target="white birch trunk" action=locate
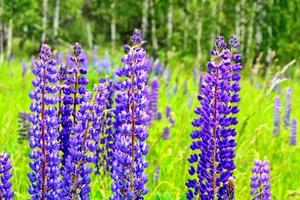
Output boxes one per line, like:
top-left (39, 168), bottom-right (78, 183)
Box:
top-left (183, 1), bottom-right (189, 50)
top-left (6, 18), bottom-right (12, 60)
top-left (42, 0), bottom-right (48, 42)
top-left (196, 19), bottom-right (202, 64)
top-left (111, 1), bottom-right (116, 50)
top-left (150, 0), bottom-right (158, 50)
top-left (142, 0), bottom-right (149, 35)
top-left (0, 0), bottom-right (3, 60)
top-left (53, 0), bottom-right (60, 38)
top-left (246, 2), bottom-right (255, 58)
top-left (86, 20), bottom-right (93, 49)
top-left (167, 0), bottom-right (173, 49)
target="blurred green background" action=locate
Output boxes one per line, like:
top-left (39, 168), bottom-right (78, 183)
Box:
top-left (0, 0), bottom-right (299, 66)
top-left (1, 0), bottom-right (300, 199)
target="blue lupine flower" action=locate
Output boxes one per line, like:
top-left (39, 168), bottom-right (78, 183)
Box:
top-left (60, 43), bottom-right (93, 200)
top-left (94, 78), bottom-right (115, 174)
top-left (110, 29), bottom-right (150, 199)
top-left (273, 96), bottom-right (281, 136)
top-left (162, 127), bottom-right (170, 140)
top-left (28, 44), bottom-right (61, 199)
top-left (283, 87), bottom-right (291, 129)
top-left (150, 77), bottom-right (159, 120)
top-left (250, 159), bottom-right (271, 200)
top-left (0, 152), bottom-right (14, 200)
top-left (290, 118), bottom-right (297, 145)
top-left (186, 35), bottom-right (242, 199)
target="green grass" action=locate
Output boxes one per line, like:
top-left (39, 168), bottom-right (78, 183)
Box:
top-left (0, 58), bottom-right (300, 200)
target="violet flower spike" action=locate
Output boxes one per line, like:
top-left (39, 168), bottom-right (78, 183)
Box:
top-left (290, 118), bottom-right (297, 145)
top-left (150, 77), bottom-right (159, 120)
top-left (60, 43), bottom-right (92, 200)
top-left (186, 35), bottom-right (242, 199)
top-left (283, 87), bottom-right (291, 129)
top-left (250, 159), bottom-right (271, 200)
top-left (0, 152), bottom-right (14, 200)
top-left (28, 44), bottom-right (61, 199)
top-left (110, 29), bottom-right (150, 199)
top-left (273, 96), bottom-right (281, 136)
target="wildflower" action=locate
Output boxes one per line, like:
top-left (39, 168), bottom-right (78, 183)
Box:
top-left (250, 159), bottom-right (271, 200)
top-left (273, 96), bottom-right (281, 136)
top-left (110, 29), bottom-right (150, 199)
top-left (186, 35), bottom-right (242, 199)
top-left (28, 44), bottom-right (61, 199)
top-left (0, 152), bottom-right (14, 200)
top-left (290, 118), bottom-right (297, 145)
top-left (283, 87), bottom-right (291, 129)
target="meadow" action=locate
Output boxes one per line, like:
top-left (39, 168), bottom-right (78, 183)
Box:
top-left (0, 42), bottom-right (299, 199)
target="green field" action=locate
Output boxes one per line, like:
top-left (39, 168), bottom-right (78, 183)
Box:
top-left (0, 57), bottom-right (299, 199)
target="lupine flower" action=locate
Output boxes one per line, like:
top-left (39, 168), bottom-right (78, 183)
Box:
top-left (250, 159), bottom-right (271, 200)
top-left (0, 152), bottom-right (14, 200)
top-left (290, 118), bottom-right (297, 145)
top-left (156, 111), bottom-right (162, 120)
top-left (92, 46), bottom-right (99, 69)
top-left (21, 59), bottom-right (28, 77)
top-left (164, 68), bottom-right (172, 84)
top-left (283, 87), bottom-right (291, 129)
top-left (153, 59), bottom-right (165, 76)
top-left (56, 51), bottom-right (63, 65)
top-left (193, 66), bottom-right (199, 83)
top-left (166, 106), bottom-right (175, 125)
top-left (154, 164), bottom-right (160, 184)
top-left (110, 29), bottom-right (150, 199)
top-left (95, 78), bottom-right (115, 175)
top-left (17, 112), bottom-right (31, 143)
top-left (173, 77), bottom-right (178, 94)
top-left (60, 43), bottom-right (88, 164)
top-left (162, 127), bottom-right (170, 140)
top-left (145, 57), bottom-right (154, 76)
top-left (186, 35), bottom-right (242, 199)
top-left (183, 79), bottom-right (188, 95)
top-left (150, 77), bottom-right (159, 120)
top-left (60, 43), bottom-right (93, 199)
top-left (273, 96), bottom-right (281, 136)
top-left (31, 55), bottom-right (35, 69)
top-left (28, 44), bottom-right (61, 199)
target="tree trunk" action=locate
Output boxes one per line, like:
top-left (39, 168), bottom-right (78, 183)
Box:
top-left (6, 18), bottom-right (12, 60)
top-left (0, 0), bottom-right (3, 60)
top-left (196, 17), bottom-right (202, 65)
top-left (150, 0), bottom-right (158, 51)
top-left (142, 0), bottom-right (149, 36)
top-left (53, 0), bottom-right (60, 38)
top-left (167, 0), bottom-right (173, 49)
top-left (183, 1), bottom-right (189, 50)
top-left (246, 2), bottom-right (255, 59)
top-left (42, 0), bottom-right (48, 42)
top-left (111, 0), bottom-right (116, 50)
top-left (86, 20), bottom-right (93, 49)
top-left (240, 0), bottom-right (246, 52)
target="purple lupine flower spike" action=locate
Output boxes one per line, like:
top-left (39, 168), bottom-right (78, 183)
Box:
top-left (94, 78), bottom-right (115, 175)
top-left (0, 152), bottom-right (14, 200)
top-left (166, 106), bottom-right (175, 125)
top-left (290, 118), bottom-right (297, 145)
top-left (273, 96), bottom-right (281, 136)
top-left (156, 111), bottom-right (162, 120)
top-left (60, 43), bottom-right (93, 199)
top-left (186, 35), bottom-right (242, 199)
top-left (250, 159), bottom-right (271, 200)
top-left (193, 66), bottom-right (199, 83)
top-left (183, 79), bottom-right (188, 95)
top-left (28, 44), bottom-right (61, 199)
top-left (150, 77), bottom-right (159, 120)
top-left (110, 29), bottom-right (150, 199)
top-left (17, 112), bottom-right (31, 143)
top-left (283, 87), bottom-right (291, 129)
top-left (21, 59), bottom-right (28, 77)
top-left (162, 127), bottom-right (170, 140)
